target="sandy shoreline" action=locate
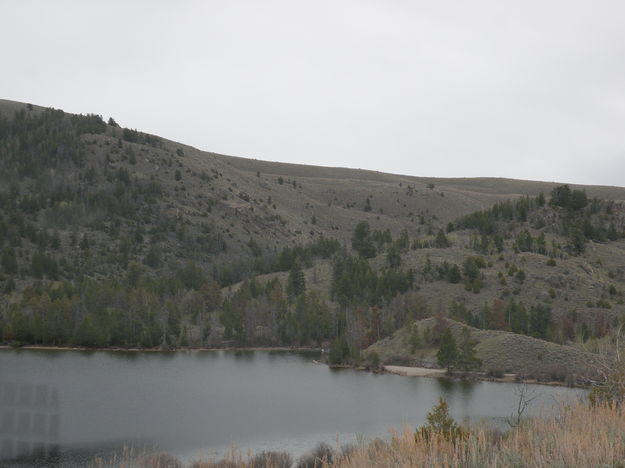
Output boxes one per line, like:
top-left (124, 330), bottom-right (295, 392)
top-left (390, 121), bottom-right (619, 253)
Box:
top-left (381, 365), bottom-right (574, 388)
top-left (383, 365), bottom-right (448, 377)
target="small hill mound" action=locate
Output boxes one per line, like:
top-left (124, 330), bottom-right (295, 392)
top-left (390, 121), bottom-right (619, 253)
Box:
top-left (366, 317), bottom-right (600, 381)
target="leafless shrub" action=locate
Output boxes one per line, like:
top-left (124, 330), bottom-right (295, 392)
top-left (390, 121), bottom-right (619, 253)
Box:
top-left (506, 382), bottom-right (540, 428)
top-left (296, 442), bottom-right (334, 468)
top-left (249, 451), bottom-right (293, 468)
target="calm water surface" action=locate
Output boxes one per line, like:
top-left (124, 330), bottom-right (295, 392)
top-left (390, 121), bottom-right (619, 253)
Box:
top-left (0, 349), bottom-right (585, 466)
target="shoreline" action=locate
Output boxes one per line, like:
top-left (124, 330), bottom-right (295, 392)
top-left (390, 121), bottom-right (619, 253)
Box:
top-left (382, 364), bottom-right (584, 388)
top-left (0, 344), bottom-right (584, 389)
top-left (0, 344), bottom-right (322, 353)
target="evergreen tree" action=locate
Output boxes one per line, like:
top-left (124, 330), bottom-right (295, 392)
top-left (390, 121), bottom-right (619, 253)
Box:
top-left (351, 221), bottom-right (376, 258)
top-left (144, 244), bottom-right (161, 268)
top-left (456, 327), bottom-right (481, 371)
top-left (416, 397), bottom-right (465, 441)
top-left (447, 264), bottom-right (461, 284)
top-left (529, 304), bottom-right (552, 340)
top-left (507, 300), bottom-right (528, 334)
top-left (537, 192), bottom-right (545, 207)
top-left (1, 248), bottom-right (18, 274)
top-left (434, 229), bottom-right (451, 248)
top-left (287, 259), bottom-right (306, 298)
top-left (328, 337), bottom-right (349, 365)
top-left (409, 325), bottom-right (422, 353)
top-left (73, 313), bottom-right (105, 347)
top-left (437, 327), bottom-right (458, 373)
top-left (364, 197), bottom-right (372, 212)
top-left (386, 244), bottom-right (401, 268)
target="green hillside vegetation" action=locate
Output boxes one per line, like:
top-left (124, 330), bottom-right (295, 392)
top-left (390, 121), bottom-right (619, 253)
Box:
top-left (1, 100), bottom-right (625, 383)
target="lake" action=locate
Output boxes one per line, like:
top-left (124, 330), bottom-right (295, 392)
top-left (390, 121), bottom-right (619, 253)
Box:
top-left (0, 349), bottom-right (585, 467)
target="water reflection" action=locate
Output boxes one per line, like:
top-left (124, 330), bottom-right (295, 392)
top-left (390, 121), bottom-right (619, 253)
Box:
top-left (0, 349), bottom-right (585, 467)
top-left (192, 350), bottom-right (220, 361)
top-left (231, 350), bottom-right (256, 361)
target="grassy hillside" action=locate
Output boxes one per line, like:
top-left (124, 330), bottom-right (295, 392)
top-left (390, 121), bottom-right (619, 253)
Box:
top-left (366, 317), bottom-right (600, 382)
top-left (1, 99), bottom-right (624, 369)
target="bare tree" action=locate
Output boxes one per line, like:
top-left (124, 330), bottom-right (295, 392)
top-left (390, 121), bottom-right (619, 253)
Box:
top-left (589, 323), bottom-right (625, 405)
top-left (507, 381), bottom-right (540, 428)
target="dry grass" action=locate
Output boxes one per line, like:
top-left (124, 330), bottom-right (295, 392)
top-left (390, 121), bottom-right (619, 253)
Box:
top-left (99, 403), bottom-right (625, 468)
top-left (331, 402), bottom-right (625, 468)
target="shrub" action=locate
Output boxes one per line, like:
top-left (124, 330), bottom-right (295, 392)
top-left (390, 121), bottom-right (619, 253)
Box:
top-left (297, 443), bottom-right (335, 468)
top-left (416, 397), bottom-right (467, 442)
top-left (249, 451), bottom-right (293, 468)
top-left (367, 351), bottom-right (380, 370)
top-left (486, 368), bottom-right (504, 378)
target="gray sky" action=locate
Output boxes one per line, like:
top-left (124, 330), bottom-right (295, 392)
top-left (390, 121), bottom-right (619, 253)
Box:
top-left (2, 1), bottom-right (625, 186)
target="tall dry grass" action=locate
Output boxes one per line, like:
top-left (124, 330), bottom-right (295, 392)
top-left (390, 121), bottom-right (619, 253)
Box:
top-left (333, 402), bottom-right (625, 468)
top-left (92, 403), bottom-right (625, 468)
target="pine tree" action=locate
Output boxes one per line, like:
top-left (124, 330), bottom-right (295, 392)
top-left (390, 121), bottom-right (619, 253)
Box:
top-left (287, 259), bottom-right (306, 298)
top-left (352, 221), bottom-right (376, 258)
top-left (529, 304), bottom-right (552, 340)
top-left (386, 244), bottom-right (401, 268)
top-left (437, 327), bottom-right (458, 373)
top-left (447, 264), bottom-right (461, 283)
top-left (507, 300), bottom-right (528, 334)
top-left (364, 197), bottom-right (372, 212)
top-left (1, 248), bottom-right (18, 274)
top-left (416, 397), bottom-right (465, 441)
top-left (409, 325), bottom-right (422, 353)
top-left (329, 338), bottom-right (347, 365)
top-left (456, 327), bottom-right (481, 371)
top-left (434, 229), bottom-right (451, 248)
top-left (73, 313), bottom-right (105, 347)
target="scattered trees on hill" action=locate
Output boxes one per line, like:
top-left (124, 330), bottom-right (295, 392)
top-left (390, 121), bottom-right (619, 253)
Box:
top-left (456, 186), bottom-right (624, 257)
top-left (550, 185), bottom-right (588, 211)
top-left (331, 252), bottom-right (413, 307)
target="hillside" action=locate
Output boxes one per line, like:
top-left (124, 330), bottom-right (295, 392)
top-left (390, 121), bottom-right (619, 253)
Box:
top-left (0, 99), bottom-right (624, 375)
top-left (366, 317), bottom-right (600, 382)
top-left (1, 98), bottom-right (624, 287)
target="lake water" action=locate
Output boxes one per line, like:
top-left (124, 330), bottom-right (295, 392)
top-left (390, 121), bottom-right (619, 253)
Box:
top-left (0, 349), bottom-right (585, 467)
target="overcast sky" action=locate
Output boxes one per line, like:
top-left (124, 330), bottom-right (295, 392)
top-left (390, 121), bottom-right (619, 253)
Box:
top-left (2, 1), bottom-right (625, 186)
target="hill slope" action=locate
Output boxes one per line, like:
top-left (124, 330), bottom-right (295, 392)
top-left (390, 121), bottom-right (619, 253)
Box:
top-left (0, 99), bottom-right (623, 372)
top-left (366, 317), bottom-right (600, 381)
top-left (2, 98), bottom-right (624, 286)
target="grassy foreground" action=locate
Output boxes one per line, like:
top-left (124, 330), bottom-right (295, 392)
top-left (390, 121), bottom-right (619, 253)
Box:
top-left (328, 403), bottom-right (625, 468)
top-left (100, 402), bottom-right (625, 468)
